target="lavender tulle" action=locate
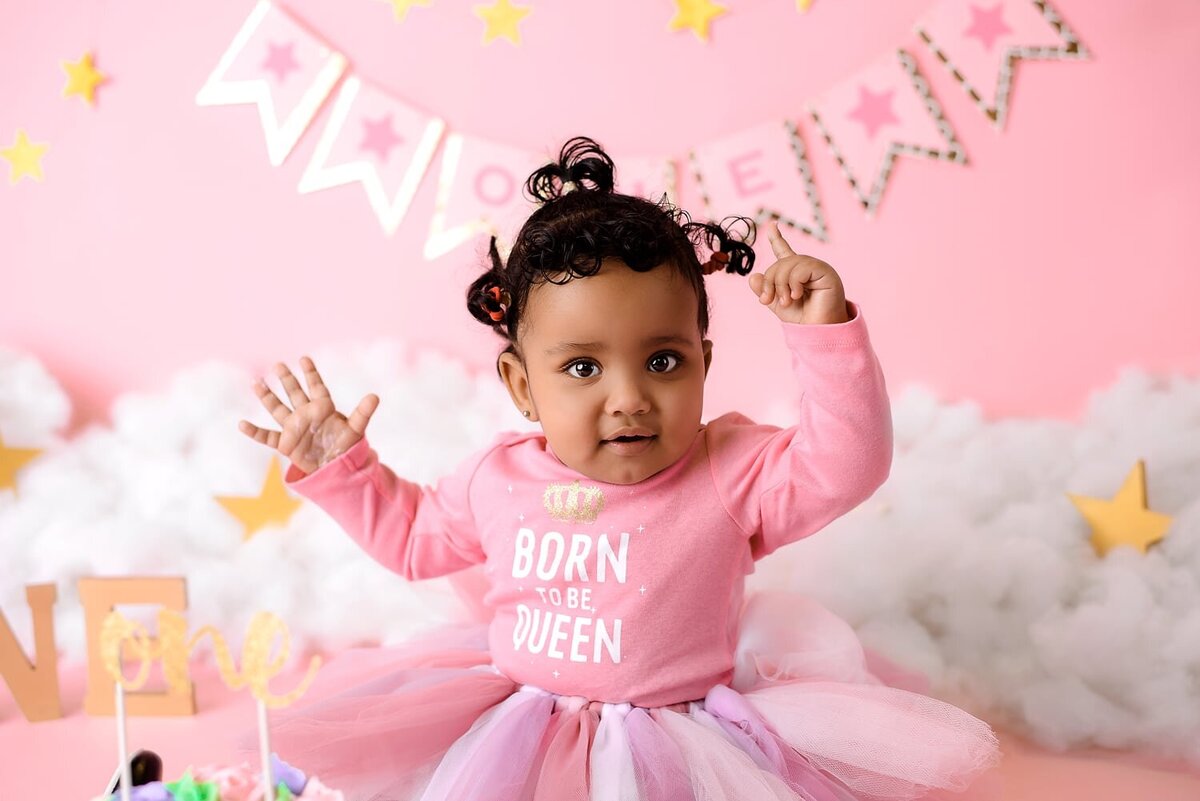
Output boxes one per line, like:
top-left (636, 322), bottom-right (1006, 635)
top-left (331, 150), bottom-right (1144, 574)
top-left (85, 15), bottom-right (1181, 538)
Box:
top-left (255, 594), bottom-right (1001, 801)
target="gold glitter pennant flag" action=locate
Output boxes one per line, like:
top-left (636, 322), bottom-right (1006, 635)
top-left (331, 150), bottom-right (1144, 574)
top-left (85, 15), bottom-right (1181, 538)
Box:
top-left (915, 0), bottom-right (1089, 129)
top-left (808, 49), bottom-right (965, 217)
top-left (690, 120), bottom-right (827, 242)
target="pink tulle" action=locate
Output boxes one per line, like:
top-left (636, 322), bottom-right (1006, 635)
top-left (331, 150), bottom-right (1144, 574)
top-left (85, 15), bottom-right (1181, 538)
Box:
top-left (625, 707), bottom-right (696, 801)
top-left (245, 593), bottom-right (1000, 801)
top-left (533, 698), bottom-right (597, 801)
top-left (417, 690), bottom-right (554, 801)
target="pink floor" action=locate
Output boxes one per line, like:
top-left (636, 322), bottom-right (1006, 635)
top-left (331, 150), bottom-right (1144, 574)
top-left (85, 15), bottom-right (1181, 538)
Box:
top-left (3, 658), bottom-right (1199, 800)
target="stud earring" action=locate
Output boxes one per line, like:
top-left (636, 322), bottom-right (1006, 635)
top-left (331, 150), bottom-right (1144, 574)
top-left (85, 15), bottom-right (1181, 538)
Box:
top-left (522, 410), bottom-right (531, 418)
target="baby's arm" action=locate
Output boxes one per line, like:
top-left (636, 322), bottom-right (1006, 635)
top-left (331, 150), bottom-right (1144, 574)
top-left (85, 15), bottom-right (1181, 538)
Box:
top-left (284, 439), bottom-right (490, 581)
top-left (238, 356), bottom-right (487, 580)
top-left (708, 303), bottom-right (892, 559)
top-left (712, 222), bottom-right (892, 558)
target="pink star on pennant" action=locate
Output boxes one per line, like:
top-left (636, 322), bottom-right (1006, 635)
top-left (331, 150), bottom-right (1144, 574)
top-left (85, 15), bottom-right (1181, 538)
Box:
top-left (359, 115), bottom-right (404, 163)
top-left (262, 41), bottom-right (300, 83)
top-left (847, 86), bottom-right (900, 139)
top-left (963, 3), bottom-right (1013, 51)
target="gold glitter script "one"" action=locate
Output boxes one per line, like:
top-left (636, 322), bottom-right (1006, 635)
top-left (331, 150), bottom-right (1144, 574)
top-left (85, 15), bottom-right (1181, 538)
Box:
top-left (543, 480), bottom-right (605, 524)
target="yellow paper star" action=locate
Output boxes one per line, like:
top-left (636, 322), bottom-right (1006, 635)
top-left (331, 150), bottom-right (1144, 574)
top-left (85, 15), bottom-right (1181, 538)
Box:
top-left (796, 0), bottom-right (814, 11)
top-left (1068, 460), bottom-right (1173, 557)
top-left (380, 0), bottom-right (432, 23)
top-left (473, 0), bottom-right (531, 45)
top-left (1, 130), bottom-right (49, 184)
top-left (62, 51), bottom-right (106, 105)
top-left (216, 457), bottom-right (304, 540)
top-left (0, 434), bottom-right (43, 492)
top-left (668, 0), bottom-right (728, 42)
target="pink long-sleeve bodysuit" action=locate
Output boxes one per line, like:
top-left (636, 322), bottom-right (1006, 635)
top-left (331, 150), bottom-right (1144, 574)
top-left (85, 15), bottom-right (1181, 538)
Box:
top-left (286, 302), bottom-right (892, 708)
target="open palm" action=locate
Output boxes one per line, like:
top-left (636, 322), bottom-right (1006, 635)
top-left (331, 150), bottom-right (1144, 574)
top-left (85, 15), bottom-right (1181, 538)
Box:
top-left (238, 356), bottom-right (379, 475)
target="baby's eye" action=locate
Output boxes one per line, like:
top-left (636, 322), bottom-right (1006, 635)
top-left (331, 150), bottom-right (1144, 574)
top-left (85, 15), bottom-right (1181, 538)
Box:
top-left (564, 359), bottom-right (601, 379)
top-left (647, 352), bottom-right (681, 373)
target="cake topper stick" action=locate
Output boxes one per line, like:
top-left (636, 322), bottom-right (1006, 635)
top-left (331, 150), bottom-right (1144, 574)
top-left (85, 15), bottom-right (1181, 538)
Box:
top-left (99, 612), bottom-right (155, 801)
top-left (258, 699), bottom-right (274, 800)
top-left (116, 682), bottom-right (132, 801)
top-left (193, 611), bottom-right (321, 801)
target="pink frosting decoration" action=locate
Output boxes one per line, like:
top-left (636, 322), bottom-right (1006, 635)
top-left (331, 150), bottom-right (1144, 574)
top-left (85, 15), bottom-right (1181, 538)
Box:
top-left (189, 763), bottom-right (262, 801)
top-left (296, 777), bottom-right (344, 801)
top-left (187, 763), bottom-right (340, 801)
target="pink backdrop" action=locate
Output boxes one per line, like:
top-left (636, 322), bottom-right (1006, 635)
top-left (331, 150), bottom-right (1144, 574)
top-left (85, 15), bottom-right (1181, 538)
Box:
top-left (2, 0), bottom-right (1198, 434)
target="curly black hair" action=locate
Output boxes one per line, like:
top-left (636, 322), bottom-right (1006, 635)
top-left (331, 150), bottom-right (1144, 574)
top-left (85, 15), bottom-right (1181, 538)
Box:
top-left (466, 136), bottom-right (756, 358)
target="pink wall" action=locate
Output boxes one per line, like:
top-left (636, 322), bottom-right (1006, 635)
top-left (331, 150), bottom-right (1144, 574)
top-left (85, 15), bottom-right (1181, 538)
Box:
top-left (3, 0), bottom-right (1198, 434)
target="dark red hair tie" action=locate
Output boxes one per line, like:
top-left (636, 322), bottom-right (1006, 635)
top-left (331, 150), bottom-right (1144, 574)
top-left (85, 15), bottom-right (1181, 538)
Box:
top-left (480, 283), bottom-right (512, 322)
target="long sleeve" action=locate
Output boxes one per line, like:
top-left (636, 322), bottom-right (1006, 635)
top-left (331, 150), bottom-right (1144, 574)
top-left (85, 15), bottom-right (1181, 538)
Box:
top-left (284, 436), bottom-right (499, 581)
top-left (707, 301), bottom-right (893, 560)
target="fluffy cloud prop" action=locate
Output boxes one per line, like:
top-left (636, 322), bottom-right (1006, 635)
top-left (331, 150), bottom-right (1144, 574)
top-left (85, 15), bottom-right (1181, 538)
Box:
top-left (0, 346), bottom-right (1196, 763)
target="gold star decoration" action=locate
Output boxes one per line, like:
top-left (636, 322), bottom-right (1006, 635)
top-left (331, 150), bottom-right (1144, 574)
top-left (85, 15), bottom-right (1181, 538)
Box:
top-left (61, 52), bottom-right (107, 106)
top-left (668, 0), bottom-right (728, 42)
top-left (0, 433), bottom-right (43, 492)
top-left (380, 0), bottom-right (432, 23)
top-left (796, 0), bottom-right (814, 11)
top-left (1, 130), bottom-right (49, 184)
top-left (473, 0), bottom-right (531, 45)
top-left (215, 457), bottom-right (304, 540)
top-left (1068, 460), bottom-right (1173, 557)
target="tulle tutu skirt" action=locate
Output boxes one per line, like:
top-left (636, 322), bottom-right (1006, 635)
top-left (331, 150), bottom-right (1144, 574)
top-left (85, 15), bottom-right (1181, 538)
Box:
top-left (258, 593), bottom-right (1001, 801)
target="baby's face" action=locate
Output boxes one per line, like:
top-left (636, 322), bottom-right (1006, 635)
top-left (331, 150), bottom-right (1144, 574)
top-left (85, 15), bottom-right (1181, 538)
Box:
top-left (502, 260), bottom-right (711, 485)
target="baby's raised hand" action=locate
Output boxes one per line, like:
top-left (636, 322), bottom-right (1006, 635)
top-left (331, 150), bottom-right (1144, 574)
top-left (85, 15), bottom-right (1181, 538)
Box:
top-left (238, 356), bottom-right (380, 475)
top-left (748, 220), bottom-right (850, 325)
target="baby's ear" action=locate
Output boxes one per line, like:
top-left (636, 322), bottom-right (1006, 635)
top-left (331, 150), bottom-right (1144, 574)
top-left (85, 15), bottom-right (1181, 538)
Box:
top-left (702, 339), bottom-right (714, 377)
top-left (497, 351), bottom-right (537, 421)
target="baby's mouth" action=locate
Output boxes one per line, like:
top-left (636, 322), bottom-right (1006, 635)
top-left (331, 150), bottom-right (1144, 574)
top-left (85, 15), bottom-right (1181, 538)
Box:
top-left (601, 432), bottom-right (658, 454)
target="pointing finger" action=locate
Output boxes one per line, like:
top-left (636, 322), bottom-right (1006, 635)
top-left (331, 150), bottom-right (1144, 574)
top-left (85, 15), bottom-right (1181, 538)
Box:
top-left (766, 219), bottom-right (796, 260)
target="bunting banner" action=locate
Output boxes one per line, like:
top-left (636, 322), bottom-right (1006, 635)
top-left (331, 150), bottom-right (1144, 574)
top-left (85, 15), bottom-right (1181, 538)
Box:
top-left (196, 0), bottom-right (347, 166)
top-left (808, 49), bottom-right (965, 217)
top-left (689, 120), bottom-right (827, 241)
top-left (198, 0), bottom-right (1087, 248)
top-left (613, 155), bottom-right (679, 205)
top-left (424, 132), bottom-right (544, 260)
top-left (915, 0), bottom-right (1089, 129)
top-left (297, 75), bottom-right (445, 235)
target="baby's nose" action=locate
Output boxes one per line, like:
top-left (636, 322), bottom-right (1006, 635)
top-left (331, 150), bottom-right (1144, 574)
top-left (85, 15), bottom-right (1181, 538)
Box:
top-left (605, 374), bottom-right (651, 416)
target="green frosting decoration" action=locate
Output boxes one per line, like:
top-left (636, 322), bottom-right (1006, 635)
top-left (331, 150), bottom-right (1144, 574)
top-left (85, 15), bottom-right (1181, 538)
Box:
top-left (165, 772), bottom-right (218, 801)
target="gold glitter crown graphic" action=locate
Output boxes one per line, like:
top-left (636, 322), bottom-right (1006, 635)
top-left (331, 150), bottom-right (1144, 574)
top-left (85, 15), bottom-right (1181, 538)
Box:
top-left (542, 480), bottom-right (605, 524)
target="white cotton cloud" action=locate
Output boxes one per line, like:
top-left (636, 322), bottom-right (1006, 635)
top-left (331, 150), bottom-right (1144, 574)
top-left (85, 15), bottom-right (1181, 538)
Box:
top-left (756, 371), bottom-right (1200, 764)
top-left (0, 345), bottom-right (1197, 765)
top-left (0, 342), bottom-right (536, 665)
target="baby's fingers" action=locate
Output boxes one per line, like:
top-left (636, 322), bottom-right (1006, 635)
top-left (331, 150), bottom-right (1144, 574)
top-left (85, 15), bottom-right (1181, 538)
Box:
top-left (254, 377), bottom-right (292, 426)
top-left (750, 270), bottom-right (776, 305)
top-left (766, 219), bottom-right (797, 260)
top-left (788, 265), bottom-right (809, 300)
top-left (346, 394), bottom-right (380, 436)
top-left (238, 420), bottom-right (281, 450)
top-left (300, 356), bottom-right (331, 400)
top-left (774, 267), bottom-right (795, 307)
top-left (275, 362), bottom-right (311, 409)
